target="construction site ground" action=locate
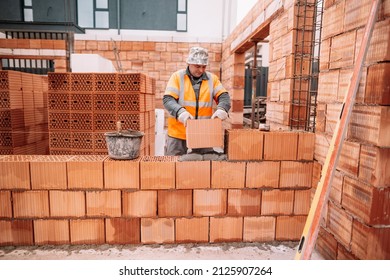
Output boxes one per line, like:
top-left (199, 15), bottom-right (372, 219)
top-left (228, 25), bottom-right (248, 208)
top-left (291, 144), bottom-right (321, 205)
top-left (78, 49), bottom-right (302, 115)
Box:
top-left (0, 241), bottom-right (323, 260)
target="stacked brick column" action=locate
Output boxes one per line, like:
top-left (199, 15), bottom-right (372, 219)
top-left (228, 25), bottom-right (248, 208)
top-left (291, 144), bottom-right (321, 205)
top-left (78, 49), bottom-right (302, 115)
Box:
top-left (48, 72), bottom-right (156, 155)
top-left (266, 0), bottom-right (315, 129)
top-left (314, 0), bottom-right (390, 259)
top-left (0, 70), bottom-right (49, 155)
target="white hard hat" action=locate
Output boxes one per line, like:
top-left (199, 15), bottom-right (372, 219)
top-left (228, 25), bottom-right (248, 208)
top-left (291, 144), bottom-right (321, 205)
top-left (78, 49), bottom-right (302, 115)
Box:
top-left (186, 46), bottom-right (209, 65)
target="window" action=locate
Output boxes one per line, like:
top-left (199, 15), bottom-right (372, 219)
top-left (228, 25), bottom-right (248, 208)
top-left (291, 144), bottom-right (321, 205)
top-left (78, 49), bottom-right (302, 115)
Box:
top-left (95, 0), bottom-right (109, 28)
top-left (23, 0), bottom-right (33, 22)
top-left (177, 0), bottom-right (187, 31)
top-left (77, 0), bottom-right (109, 29)
top-left (77, 0), bottom-right (94, 28)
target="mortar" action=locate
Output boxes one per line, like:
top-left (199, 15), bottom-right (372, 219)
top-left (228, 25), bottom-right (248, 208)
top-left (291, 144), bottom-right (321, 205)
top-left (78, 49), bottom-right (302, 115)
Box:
top-left (105, 121), bottom-right (144, 160)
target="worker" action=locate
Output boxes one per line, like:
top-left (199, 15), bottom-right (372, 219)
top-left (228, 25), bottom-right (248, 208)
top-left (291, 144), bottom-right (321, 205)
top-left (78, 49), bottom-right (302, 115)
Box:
top-left (163, 46), bottom-right (231, 156)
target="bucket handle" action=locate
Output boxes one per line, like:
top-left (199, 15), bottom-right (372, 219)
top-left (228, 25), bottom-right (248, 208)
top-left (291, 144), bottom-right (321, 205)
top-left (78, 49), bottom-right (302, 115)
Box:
top-left (116, 121), bottom-right (122, 134)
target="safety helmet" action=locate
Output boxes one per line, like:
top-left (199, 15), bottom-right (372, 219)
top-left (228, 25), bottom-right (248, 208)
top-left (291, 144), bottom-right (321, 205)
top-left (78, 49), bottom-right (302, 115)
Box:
top-left (186, 46), bottom-right (209, 65)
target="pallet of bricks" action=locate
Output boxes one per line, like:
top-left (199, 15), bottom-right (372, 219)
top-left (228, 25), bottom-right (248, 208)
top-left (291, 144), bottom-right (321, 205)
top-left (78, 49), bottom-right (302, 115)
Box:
top-left (0, 70), bottom-right (49, 155)
top-left (48, 72), bottom-right (156, 156)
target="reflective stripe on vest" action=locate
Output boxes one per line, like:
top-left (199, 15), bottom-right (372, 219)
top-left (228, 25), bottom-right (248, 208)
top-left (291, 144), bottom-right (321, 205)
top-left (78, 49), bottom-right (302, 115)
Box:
top-left (178, 70), bottom-right (214, 108)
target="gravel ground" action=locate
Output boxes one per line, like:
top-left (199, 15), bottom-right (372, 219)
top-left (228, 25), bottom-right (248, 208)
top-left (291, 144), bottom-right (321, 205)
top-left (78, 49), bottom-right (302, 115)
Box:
top-left (0, 241), bottom-right (324, 260)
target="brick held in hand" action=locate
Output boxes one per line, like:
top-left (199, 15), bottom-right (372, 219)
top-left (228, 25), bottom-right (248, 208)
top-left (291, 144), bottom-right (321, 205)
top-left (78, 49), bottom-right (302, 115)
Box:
top-left (186, 118), bottom-right (224, 149)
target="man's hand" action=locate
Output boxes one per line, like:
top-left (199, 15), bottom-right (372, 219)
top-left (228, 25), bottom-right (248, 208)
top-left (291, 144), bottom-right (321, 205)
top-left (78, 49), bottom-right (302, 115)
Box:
top-left (211, 109), bottom-right (228, 120)
top-left (178, 110), bottom-right (193, 126)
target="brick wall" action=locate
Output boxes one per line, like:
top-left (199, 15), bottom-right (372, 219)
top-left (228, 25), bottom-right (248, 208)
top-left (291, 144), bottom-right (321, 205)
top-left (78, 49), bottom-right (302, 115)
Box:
top-left (0, 38), bottom-right (67, 70)
top-left (0, 130), bottom-right (314, 246)
top-left (73, 41), bottom-right (223, 103)
top-left (314, 0), bottom-right (390, 260)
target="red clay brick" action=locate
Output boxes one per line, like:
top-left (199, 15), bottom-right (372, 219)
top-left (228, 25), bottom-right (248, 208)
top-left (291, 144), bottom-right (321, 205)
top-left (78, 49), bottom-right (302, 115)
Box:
top-left (330, 31), bottom-right (356, 69)
top-left (338, 140), bottom-right (360, 177)
top-left (176, 217), bottom-right (209, 243)
top-left (13, 190), bottom-right (49, 218)
top-left (315, 134), bottom-right (331, 165)
top-left (50, 190), bottom-right (85, 217)
top-left (261, 189), bottom-right (294, 215)
top-left (365, 63), bottom-right (390, 105)
top-left (29, 39), bottom-right (42, 49)
top-left (30, 156), bottom-right (71, 190)
top-left (104, 158), bottom-right (140, 189)
top-left (297, 132), bottom-right (315, 160)
top-left (227, 189), bottom-right (261, 216)
top-left (337, 244), bottom-right (358, 260)
top-left (263, 132), bottom-right (298, 160)
top-left (312, 161), bottom-right (322, 190)
top-left (348, 105), bottom-right (390, 147)
top-left (140, 156), bottom-right (176, 189)
top-left (243, 216), bottom-right (276, 242)
top-left (0, 220), bottom-right (33, 246)
top-left (359, 145), bottom-right (390, 188)
top-left (0, 158), bottom-right (30, 190)
top-left (67, 155), bottom-right (105, 189)
top-left (210, 217), bottom-right (243, 242)
top-left (351, 219), bottom-right (390, 260)
top-left (176, 161), bottom-right (210, 189)
top-left (329, 170), bottom-right (343, 204)
top-left (227, 129), bottom-right (264, 160)
top-left (106, 218), bottom-right (141, 244)
top-left (328, 201), bottom-right (353, 249)
top-left (280, 161), bottom-right (313, 188)
top-left (0, 191), bottom-right (12, 218)
top-left (70, 219), bottom-right (105, 245)
top-left (186, 119), bottom-right (224, 149)
top-left (86, 190), bottom-right (121, 217)
top-left (158, 190), bottom-right (192, 217)
top-left (355, 18), bottom-right (390, 65)
top-left (85, 40), bottom-right (97, 50)
top-left (211, 161), bottom-right (245, 188)
top-left (317, 71), bottom-right (339, 102)
top-left (193, 189), bottom-right (227, 216)
top-left (316, 227), bottom-right (338, 260)
top-left (246, 161), bottom-right (280, 188)
top-left (34, 220), bottom-right (70, 245)
top-left (342, 176), bottom-right (390, 225)
top-left (275, 215), bottom-right (306, 241)
top-left (294, 189), bottom-right (312, 215)
top-left (123, 190), bottom-right (157, 217)
top-left (141, 218), bottom-right (174, 244)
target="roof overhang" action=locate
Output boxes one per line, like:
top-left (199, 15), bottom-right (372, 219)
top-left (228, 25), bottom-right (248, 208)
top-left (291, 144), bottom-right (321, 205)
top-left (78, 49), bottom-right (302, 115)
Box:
top-left (0, 21), bottom-right (85, 34)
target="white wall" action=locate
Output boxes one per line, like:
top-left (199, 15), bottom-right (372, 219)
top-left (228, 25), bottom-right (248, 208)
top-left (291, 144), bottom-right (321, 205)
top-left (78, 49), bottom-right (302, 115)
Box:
top-left (74, 0), bottom-right (261, 43)
top-left (187, 0), bottom-right (224, 41)
top-left (71, 54), bottom-right (116, 72)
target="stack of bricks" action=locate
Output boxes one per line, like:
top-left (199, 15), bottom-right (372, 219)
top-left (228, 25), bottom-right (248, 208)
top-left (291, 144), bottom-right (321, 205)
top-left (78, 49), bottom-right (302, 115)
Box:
top-left (314, 0), bottom-right (390, 259)
top-left (0, 130), bottom-right (315, 246)
top-left (0, 70), bottom-right (49, 155)
top-left (48, 72), bottom-right (156, 155)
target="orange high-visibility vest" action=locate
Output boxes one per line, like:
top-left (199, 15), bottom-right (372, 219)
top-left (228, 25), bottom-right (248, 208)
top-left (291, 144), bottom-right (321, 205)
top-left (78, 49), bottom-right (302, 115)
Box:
top-left (165, 69), bottom-right (227, 140)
